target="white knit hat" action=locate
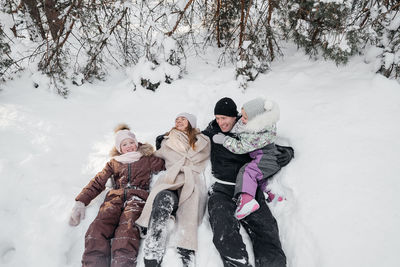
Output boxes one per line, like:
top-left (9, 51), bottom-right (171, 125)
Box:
top-left (115, 129), bottom-right (138, 153)
top-left (176, 112), bottom-right (197, 128)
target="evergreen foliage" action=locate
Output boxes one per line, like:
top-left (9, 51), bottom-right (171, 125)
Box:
top-left (0, 0), bottom-right (399, 96)
top-left (280, 0), bottom-right (355, 64)
top-left (0, 25), bottom-right (14, 82)
top-left (367, 1), bottom-right (400, 80)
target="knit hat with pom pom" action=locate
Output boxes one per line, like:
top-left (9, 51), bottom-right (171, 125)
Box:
top-left (114, 124), bottom-right (138, 153)
top-left (242, 97), bottom-right (276, 121)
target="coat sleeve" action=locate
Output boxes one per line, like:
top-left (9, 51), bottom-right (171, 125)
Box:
top-left (149, 155), bottom-right (165, 174)
top-left (75, 160), bottom-right (114, 206)
top-left (223, 125), bottom-right (277, 154)
top-left (201, 120), bottom-right (216, 139)
top-left (276, 144), bottom-right (294, 167)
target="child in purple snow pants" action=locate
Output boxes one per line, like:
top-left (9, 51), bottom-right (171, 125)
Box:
top-left (212, 97), bottom-right (281, 219)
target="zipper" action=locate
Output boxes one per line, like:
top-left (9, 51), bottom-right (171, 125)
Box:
top-left (127, 163), bottom-right (132, 188)
top-left (124, 163), bottom-right (132, 204)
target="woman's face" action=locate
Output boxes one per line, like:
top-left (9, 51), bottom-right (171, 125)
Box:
top-left (175, 116), bottom-right (189, 132)
top-left (120, 138), bottom-right (137, 154)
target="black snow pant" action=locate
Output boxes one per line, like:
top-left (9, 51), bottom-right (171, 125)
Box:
top-left (208, 183), bottom-right (286, 267)
top-left (143, 190), bottom-right (195, 267)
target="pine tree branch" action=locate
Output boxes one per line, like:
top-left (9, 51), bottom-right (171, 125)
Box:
top-left (84, 7), bottom-right (128, 79)
top-left (166, 0), bottom-right (194, 36)
top-left (239, 0), bottom-right (246, 49)
top-left (267, 0), bottom-right (275, 61)
top-left (39, 0), bottom-right (83, 71)
top-left (216, 0), bottom-right (221, 47)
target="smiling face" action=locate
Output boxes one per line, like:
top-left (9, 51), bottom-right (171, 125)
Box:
top-left (215, 115), bottom-right (236, 133)
top-left (120, 138), bottom-right (137, 154)
top-left (241, 108), bottom-right (248, 124)
top-left (175, 116), bottom-right (189, 132)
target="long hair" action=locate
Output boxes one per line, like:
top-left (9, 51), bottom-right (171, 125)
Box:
top-left (185, 123), bottom-right (199, 150)
top-left (166, 123), bottom-right (199, 150)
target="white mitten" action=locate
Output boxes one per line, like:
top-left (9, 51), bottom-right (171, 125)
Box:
top-left (69, 201), bottom-right (86, 226)
top-left (212, 133), bottom-right (226, 144)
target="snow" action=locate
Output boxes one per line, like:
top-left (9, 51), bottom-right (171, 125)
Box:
top-left (1, 45), bottom-right (400, 267)
top-left (387, 12), bottom-right (400, 31)
top-left (242, 41), bottom-right (252, 50)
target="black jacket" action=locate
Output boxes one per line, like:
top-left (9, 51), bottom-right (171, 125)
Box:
top-left (202, 118), bottom-right (252, 183)
top-left (202, 118), bottom-right (294, 184)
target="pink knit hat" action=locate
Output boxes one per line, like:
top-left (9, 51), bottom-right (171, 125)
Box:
top-left (115, 129), bottom-right (138, 153)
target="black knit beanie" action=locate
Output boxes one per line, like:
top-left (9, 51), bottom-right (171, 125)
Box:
top-left (214, 97), bottom-right (238, 117)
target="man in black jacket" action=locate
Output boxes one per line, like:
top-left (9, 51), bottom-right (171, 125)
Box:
top-left (202, 97), bottom-right (294, 267)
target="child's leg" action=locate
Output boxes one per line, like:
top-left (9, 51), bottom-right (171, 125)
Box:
top-left (235, 193), bottom-right (260, 220)
top-left (234, 149), bottom-right (265, 199)
top-left (234, 147), bottom-right (281, 220)
top-left (256, 145), bottom-right (282, 203)
top-left (233, 150), bottom-right (264, 219)
top-left (111, 194), bottom-right (146, 267)
top-left (82, 191), bottom-right (124, 267)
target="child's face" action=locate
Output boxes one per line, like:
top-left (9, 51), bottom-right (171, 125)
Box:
top-left (120, 138), bottom-right (137, 154)
top-left (175, 116), bottom-right (189, 132)
top-left (241, 108), bottom-right (248, 124)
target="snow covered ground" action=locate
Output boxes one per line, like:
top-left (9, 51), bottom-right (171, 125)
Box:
top-left (1, 46), bottom-right (400, 267)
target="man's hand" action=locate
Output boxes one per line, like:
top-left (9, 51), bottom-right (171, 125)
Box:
top-left (276, 145), bottom-right (294, 167)
top-left (212, 133), bottom-right (226, 144)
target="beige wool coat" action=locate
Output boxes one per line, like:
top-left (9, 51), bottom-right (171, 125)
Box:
top-left (135, 132), bottom-right (210, 251)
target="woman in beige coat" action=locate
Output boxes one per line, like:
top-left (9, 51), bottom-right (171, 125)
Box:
top-left (135, 112), bottom-right (210, 267)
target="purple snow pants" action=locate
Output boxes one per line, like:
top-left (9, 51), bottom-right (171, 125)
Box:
top-left (234, 143), bottom-right (281, 198)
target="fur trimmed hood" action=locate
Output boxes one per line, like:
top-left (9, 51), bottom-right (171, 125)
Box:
top-left (138, 143), bottom-right (155, 156)
top-left (109, 142), bottom-right (155, 157)
top-left (241, 99), bottom-right (280, 133)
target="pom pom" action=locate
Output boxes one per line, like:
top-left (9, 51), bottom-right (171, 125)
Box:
top-left (114, 123), bottom-right (130, 133)
top-left (264, 99), bottom-right (273, 111)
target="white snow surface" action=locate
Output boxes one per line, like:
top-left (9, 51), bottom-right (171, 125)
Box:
top-left (1, 46), bottom-right (400, 267)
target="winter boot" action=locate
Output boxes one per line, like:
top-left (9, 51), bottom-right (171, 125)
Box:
top-left (177, 247), bottom-right (195, 267)
top-left (234, 193), bottom-right (260, 220)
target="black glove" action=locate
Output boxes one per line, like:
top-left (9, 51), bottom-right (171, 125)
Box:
top-left (276, 145), bottom-right (294, 167)
top-left (155, 134), bottom-right (165, 150)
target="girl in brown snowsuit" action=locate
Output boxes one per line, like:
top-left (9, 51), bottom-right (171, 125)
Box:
top-left (69, 124), bottom-right (165, 267)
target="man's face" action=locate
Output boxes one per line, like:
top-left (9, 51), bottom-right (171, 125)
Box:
top-left (215, 115), bottom-right (236, 133)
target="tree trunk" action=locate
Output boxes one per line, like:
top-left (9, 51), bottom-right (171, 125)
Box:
top-left (43, 0), bottom-right (63, 40)
top-left (22, 0), bottom-right (46, 40)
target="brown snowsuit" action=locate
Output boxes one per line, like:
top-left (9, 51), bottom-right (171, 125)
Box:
top-left (75, 144), bottom-right (165, 267)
